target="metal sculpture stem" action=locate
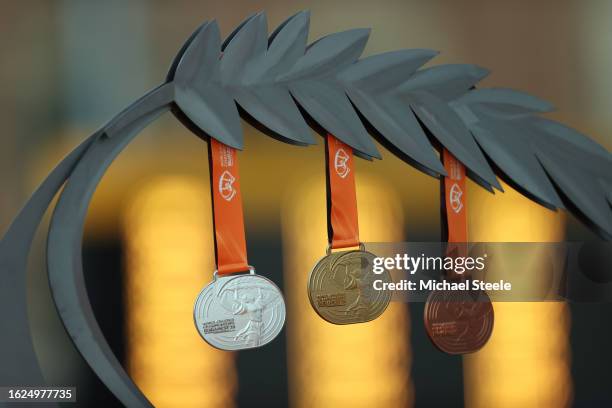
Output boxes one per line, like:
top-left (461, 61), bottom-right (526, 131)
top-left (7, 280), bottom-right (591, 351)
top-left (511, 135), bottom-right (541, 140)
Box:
top-left (0, 82), bottom-right (171, 407)
top-left (46, 83), bottom-right (173, 407)
top-left (0, 134), bottom-right (97, 408)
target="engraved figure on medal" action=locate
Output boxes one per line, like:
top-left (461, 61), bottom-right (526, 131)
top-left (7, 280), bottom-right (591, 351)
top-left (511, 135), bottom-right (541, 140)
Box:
top-left (331, 255), bottom-right (372, 316)
top-left (194, 272), bottom-right (286, 350)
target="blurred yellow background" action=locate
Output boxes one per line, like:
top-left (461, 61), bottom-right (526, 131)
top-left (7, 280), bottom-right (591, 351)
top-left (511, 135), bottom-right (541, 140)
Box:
top-left (1, 1), bottom-right (611, 407)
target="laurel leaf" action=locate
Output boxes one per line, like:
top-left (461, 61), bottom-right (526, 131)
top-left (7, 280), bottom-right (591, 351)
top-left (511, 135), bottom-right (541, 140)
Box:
top-left (174, 21), bottom-right (243, 148)
top-left (532, 118), bottom-right (612, 164)
top-left (345, 88), bottom-right (445, 174)
top-left (256, 10), bottom-right (310, 81)
top-left (456, 88), bottom-right (554, 119)
top-left (222, 13), bottom-right (259, 50)
top-left (535, 143), bottom-right (612, 238)
top-left (234, 86), bottom-right (314, 145)
top-left (290, 79), bottom-right (380, 158)
top-left (408, 90), bottom-right (501, 189)
top-left (530, 118), bottom-right (612, 234)
top-left (279, 28), bottom-right (370, 81)
top-left (457, 88), bottom-right (554, 115)
top-left (229, 11), bottom-right (314, 145)
top-left (339, 49), bottom-right (438, 93)
top-left (399, 64), bottom-right (490, 101)
top-left (221, 12), bottom-right (268, 84)
top-left (166, 21), bottom-right (209, 82)
top-left (174, 21), bottom-right (220, 85)
top-left (469, 119), bottom-right (564, 208)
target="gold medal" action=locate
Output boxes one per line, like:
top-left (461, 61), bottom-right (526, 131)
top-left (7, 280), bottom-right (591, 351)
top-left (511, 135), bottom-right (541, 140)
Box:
top-left (308, 249), bottom-right (392, 324)
top-left (308, 135), bottom-right (392, 324)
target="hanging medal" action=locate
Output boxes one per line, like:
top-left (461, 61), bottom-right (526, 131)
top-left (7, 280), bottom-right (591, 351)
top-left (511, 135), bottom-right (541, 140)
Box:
top-left (424, 149), bottom-right (494, 354)
top-left (307, 134), bottom-right (392, 324)
top-left (193, 139), bottom-right (286, 350)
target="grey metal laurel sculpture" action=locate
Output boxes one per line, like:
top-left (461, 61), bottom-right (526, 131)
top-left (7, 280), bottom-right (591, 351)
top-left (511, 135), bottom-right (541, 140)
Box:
top-left (0, 10), bottom-right (610, 407)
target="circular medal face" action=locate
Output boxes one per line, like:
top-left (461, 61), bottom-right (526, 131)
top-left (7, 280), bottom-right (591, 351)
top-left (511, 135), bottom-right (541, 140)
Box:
top-left (194, 273), bottom-right (286, 350)
top-left (424, 289), bottom-right (494, 354)
top-left (308, 250), bottom-right (392, 325)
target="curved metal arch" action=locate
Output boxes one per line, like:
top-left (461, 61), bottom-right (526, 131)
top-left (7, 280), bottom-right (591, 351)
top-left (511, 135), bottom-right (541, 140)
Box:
top-left (46, 83), bottom-right (173, 408)
top-left (0, 134), bottom-right (97, 408)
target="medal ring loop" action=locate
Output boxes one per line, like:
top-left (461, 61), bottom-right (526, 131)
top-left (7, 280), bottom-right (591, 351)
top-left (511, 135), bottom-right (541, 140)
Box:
top-left (212, 265), bottom-right (256, 281)
top-left (326, 242), bottom-right (366, 255)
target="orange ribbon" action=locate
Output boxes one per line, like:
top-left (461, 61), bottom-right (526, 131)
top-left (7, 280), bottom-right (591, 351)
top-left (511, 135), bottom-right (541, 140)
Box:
top-left (326, 134), bottom-right (360, 249)
top-left (209, 138), bottom-right (249, 275)
top-left (442, 149), bottom-right (468, 244)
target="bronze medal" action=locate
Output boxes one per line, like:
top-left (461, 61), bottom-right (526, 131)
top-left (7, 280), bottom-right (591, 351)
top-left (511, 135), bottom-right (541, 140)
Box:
top-left (424, 288), bottom-right (494, 354)
top-left (308, 249), bottom-right (392, 325)
top-left (423, 150), bottom-right (495, 354)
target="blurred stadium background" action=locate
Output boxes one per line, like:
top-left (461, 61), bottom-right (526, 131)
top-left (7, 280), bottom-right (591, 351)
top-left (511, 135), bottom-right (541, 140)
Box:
top-left (1, 1), bottom-right (611, 407)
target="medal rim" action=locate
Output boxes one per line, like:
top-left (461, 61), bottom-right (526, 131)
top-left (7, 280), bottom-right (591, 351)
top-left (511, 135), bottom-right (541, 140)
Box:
top-left (193, 272), bottom-right (286, 351)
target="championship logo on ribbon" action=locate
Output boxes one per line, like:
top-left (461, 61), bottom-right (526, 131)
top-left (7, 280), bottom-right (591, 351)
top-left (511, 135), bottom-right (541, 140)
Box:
top-left (449, 183), bottom-right (463, 214)
top-left (219, 170), bottom-right (237, 201)
top-left (334, 148), bottom-right (350, 179)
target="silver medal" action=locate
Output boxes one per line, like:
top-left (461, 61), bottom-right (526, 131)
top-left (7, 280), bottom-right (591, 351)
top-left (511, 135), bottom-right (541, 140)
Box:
top-left (193, 269), bottom-right (286, 350)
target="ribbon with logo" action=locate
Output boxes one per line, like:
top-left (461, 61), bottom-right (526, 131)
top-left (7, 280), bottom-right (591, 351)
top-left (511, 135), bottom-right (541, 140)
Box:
top-left (424, 148), bottom-right (494, 355)
top-left (441, 149), bottom-right (468, 246)
top-left (325, 134), bottom-right (360, 250)
top-left (208, 138), bottom-right (250, 274)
